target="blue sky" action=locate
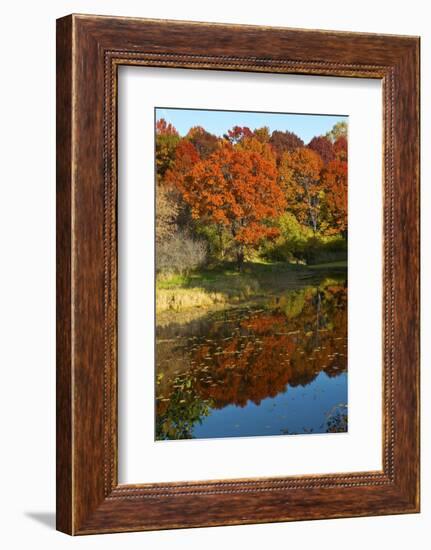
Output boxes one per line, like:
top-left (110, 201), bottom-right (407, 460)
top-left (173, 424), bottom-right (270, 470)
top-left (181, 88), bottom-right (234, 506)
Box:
top-left (155, 107), bottom-right (347, 144)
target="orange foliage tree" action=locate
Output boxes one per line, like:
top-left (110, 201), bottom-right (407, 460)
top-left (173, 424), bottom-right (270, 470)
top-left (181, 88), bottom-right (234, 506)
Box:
top-left (163, 139), bottom-right (201, 230)
top-left (166, 139), bottom-right (200, 181)
top-left (333, 136), bottom-right (348, 161)
top-left (279, 147), bottom-right (324, 233)
top-left (156, 118), bottom-right (179, 136)
top-left (186, 126), bottom-right (220, 159)
top-left (237, 136), bottom-right (275, 161)
top-left (320, 159), bottom-right (348, 235)
top-left (173, 143), bottom-right (286, 269)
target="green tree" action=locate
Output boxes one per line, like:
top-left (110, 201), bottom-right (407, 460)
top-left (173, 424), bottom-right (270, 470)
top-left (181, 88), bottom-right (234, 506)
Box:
top-left (155, 118), bottom-right (180, 183)
top-left (325, 121), bottom-right (348, 143)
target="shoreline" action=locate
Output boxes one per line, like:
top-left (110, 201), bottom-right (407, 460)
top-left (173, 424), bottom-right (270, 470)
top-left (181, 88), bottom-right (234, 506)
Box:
top-left (156, 260), bottom-right (347, 326)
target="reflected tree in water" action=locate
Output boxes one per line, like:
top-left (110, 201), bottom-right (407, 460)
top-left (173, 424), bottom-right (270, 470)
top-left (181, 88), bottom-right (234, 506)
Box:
top-left (156, 280), bottom-right (347, 440)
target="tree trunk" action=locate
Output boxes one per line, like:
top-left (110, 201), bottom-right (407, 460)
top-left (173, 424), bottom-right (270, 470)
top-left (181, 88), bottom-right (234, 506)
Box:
top-left (218, 227), bottom-right (225, 259)
top-left (236, 248), bottom-right (245, 272)
top-left (231, 223), bottom-right (245, 271)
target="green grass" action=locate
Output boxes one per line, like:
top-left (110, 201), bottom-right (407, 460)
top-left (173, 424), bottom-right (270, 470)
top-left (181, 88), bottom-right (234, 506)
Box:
top-left (157, 273), bottom-right (190, 289)
top-left (307, 260), bottom-right (347, 270)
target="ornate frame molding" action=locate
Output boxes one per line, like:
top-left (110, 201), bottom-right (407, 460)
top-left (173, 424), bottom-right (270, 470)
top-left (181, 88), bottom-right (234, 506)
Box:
top-left (57, 15), bottom-right (419, 534)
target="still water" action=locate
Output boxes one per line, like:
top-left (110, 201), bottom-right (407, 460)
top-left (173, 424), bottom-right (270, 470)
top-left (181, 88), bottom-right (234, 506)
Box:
top-left (156, 280), bottom-right (347, 440)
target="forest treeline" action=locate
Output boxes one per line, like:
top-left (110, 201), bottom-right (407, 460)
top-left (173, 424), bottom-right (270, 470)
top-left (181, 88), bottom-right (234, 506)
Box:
top-left (156, 118), bottom-right (347, 273)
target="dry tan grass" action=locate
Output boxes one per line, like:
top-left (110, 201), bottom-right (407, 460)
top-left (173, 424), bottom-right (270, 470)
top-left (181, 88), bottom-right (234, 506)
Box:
top-left (156, 288), bottom-right (227, 313)
top-left (156, 275), bottom-right (261, 314)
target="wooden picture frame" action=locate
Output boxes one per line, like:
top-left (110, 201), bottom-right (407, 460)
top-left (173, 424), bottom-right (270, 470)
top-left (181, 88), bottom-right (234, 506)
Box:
top-left (56, 14), bottom-right (420, 535)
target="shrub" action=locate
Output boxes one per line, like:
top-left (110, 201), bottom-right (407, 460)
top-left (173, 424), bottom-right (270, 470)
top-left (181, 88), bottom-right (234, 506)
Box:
top-left (261, 212), bottom-right (347, 265)
top-left (155, 185), bottom-right (178, 244)
top-left (300, 235), bottom-right (347, 264)
top-left (194, 223), bottom-right (234, 263)
top-left (156, 231), bottom-right (207, 275)
top-left (261, 212), bottom-right (311, 262)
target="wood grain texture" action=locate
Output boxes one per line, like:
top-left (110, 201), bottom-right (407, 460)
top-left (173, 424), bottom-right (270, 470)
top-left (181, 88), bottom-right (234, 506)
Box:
top-left (56, 14), bottom-right (420, 535)
top-left (56, 15), bottom-right (73, 535)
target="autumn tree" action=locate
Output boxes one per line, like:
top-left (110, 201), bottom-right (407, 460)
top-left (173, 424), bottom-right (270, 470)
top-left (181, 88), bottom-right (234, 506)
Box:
top-left (269, 130), bottom-right (304, 161)
top-left (174, 143), bottom-right (286, 269)
top-left (156, 118), bottom-right (179, 136)
top-left (253, 126), bottom-right (271, 143)
top-left (333, 136), bottom-right (348, 161)
top-left (307, 136), bottom-right (334, 164)
top-left (280, 148), bottom-right (324, 233)
top-left (320, 159), bottom-right (348, 235)
top-left (186, 126), bottom-right (219, 159)
top-left (166, 139), bottom-right (200, 181)
top-left (237, 136), bottom-right (276, 162)
top-left (164, 139), bottom-right (200, 229)
top-left (155, 119), bottom-right (180, 182)
top-left (224, 126), bottom-right (253, 145)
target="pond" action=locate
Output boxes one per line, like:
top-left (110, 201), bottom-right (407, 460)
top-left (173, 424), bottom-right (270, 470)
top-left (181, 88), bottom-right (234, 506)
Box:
top-left (155, 279), bottom-right (347, 440)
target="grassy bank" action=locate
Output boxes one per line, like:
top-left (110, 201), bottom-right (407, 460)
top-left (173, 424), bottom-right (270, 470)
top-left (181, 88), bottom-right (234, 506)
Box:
top-left (156, 260), bottom-right (346, 315)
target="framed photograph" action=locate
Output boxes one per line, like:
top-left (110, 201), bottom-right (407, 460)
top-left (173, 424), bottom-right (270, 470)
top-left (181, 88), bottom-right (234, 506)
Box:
top-left (56, 14), bottom-right (420, 534)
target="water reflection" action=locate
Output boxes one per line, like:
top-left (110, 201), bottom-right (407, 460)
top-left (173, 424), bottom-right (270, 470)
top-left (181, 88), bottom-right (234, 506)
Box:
top-left (156, 279), bottom-right (347, 440)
